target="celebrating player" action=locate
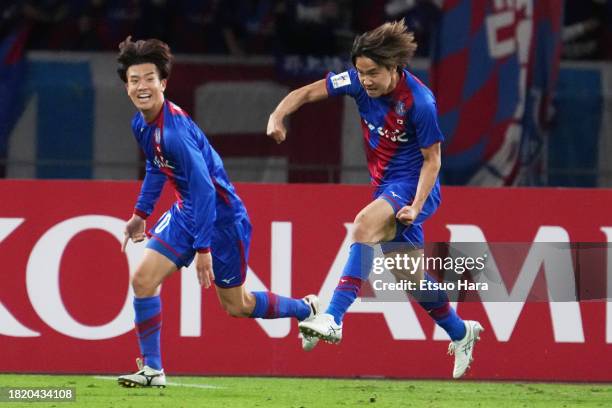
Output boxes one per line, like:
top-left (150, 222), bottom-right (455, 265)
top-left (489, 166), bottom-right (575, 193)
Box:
top-left (267, 20), bottom-right (483, 379)
top-left (116, 37), bottom-right (319, 388)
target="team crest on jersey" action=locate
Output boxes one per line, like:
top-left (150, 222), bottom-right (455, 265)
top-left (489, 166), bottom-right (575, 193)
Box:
top-left (331, 72), bottom-right (351, 89)
top-left (154, 128), bottom-right (161, 144)
top-left (395, 101), bottom-right (406, 116)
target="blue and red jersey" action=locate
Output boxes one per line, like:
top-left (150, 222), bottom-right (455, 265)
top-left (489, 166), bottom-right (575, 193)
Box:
top-left (131, 100), bottom-right (246, 252)
top-left (325, 68), bottom-right (444, 189)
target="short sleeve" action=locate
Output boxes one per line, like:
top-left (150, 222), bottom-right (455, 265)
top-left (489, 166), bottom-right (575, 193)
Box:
top-left (412, 98), bottom-right (445, 148)
top-left (325, 68), bottom-right (361, 98)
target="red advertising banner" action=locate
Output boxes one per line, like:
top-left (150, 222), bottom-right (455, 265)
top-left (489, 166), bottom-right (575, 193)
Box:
top-left (1, 180), bottom-right (611, 381)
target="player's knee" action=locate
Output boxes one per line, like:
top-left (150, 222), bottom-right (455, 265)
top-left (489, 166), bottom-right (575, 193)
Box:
top-left (131, 272), bottom-right (157, 297)
top-left (220, 299), bottom-right (251, 318)
top-left (352, 214), bottom-right (376, 243)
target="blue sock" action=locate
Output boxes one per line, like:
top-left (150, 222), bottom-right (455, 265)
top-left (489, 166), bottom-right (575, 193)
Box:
top-left (325, 243), bottom-right (374, 325)
top-left (249, 292), bottom-right (310, 320)
top-left (134, 296), bottom-right (163, 370)
top-left (436, 308), bottom-right (466, 341)
top-left (414, 272), bottom-right (466, 341)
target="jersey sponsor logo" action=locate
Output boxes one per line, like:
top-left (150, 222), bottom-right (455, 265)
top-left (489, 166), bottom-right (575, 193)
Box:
top-left (152, 127), bottom-right (175, 169)
top-left (153, 155), bottom-right (175, 170)
top-left (364, 119), bottom-right (408, 143)
top-left (330, 72), bottom-right (351, 89)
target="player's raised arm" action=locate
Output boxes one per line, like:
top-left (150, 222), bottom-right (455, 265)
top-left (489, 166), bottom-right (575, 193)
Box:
top-left (266, 79), bottom-right (328, 144)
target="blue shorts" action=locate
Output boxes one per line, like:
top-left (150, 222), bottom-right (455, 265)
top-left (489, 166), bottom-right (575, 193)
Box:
top-left (146, 207), bottom-right (251, 289)
top-left (374, 181), bottom-right (441, 247)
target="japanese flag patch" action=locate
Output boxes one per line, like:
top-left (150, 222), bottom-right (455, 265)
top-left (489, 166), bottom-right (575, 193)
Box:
top-left (330, 71), bottom-right (351, 89)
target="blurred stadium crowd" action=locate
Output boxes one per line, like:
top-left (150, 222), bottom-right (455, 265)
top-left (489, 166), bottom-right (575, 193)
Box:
top-left (0, 0), bottom-right (440, 57)
top-left (1, 0), bottom-right (611, 59)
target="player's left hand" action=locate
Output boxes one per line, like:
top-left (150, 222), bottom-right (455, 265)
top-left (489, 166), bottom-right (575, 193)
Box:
top-left (195, 251), bottom-right (214, 289)
top-left (396, 205), bottom-right (421, 226)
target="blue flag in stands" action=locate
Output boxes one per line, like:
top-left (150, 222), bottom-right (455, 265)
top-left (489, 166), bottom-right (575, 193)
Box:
top-left (431, 0), bottom-right (563, 185)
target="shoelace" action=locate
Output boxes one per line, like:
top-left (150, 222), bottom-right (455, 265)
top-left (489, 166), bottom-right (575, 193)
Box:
top-left (448, 339), bottom-right (475, 356)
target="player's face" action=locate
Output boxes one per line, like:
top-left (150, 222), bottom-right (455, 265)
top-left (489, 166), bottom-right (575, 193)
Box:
top-left (125, 63), bottom-right (167, 119)
top-left (355, 56), bottom-right (397, 98)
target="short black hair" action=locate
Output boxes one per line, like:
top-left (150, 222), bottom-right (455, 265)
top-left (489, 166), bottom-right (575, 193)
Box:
top-left (117, 36), bottom-right (173, 83)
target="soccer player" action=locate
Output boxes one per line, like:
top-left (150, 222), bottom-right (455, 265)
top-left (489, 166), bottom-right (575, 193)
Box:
top-left (115, 37), bottom-right (319, 388)
top-left (266, 20), bottom-right (483, 379)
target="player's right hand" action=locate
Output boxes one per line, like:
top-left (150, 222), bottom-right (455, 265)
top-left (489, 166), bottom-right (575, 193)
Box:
top-left (122, 214), bottom-right (146, 252)
top-left (266, 113), bottom-right (287, 144)
top-left (195, 251), bottom-right (214, 288)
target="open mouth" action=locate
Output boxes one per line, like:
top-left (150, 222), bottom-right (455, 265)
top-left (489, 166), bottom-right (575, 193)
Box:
top-left (137, 93), bottom-right (152, 103)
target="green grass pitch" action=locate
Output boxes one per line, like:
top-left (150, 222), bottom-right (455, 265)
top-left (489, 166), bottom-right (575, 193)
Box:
top-left (0, 374), bottom-right (610, 407)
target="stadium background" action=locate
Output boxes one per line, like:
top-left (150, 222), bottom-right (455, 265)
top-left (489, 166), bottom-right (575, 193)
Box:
top-left (1, 0), bottom-right (611, 385)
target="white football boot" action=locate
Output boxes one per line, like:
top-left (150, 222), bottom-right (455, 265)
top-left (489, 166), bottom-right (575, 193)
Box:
top-left (298, 312), bottom-right (342, 344)
top-left (117, 358), bottom-right (166, 388)
top-left (300, 295), bottom-right (320, 351)
top-left (448, 320), bottom-right (484, 379)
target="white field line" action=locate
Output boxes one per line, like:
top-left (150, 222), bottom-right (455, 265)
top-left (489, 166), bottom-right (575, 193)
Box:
top-left (93, 376), bottom-right (224, 389)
